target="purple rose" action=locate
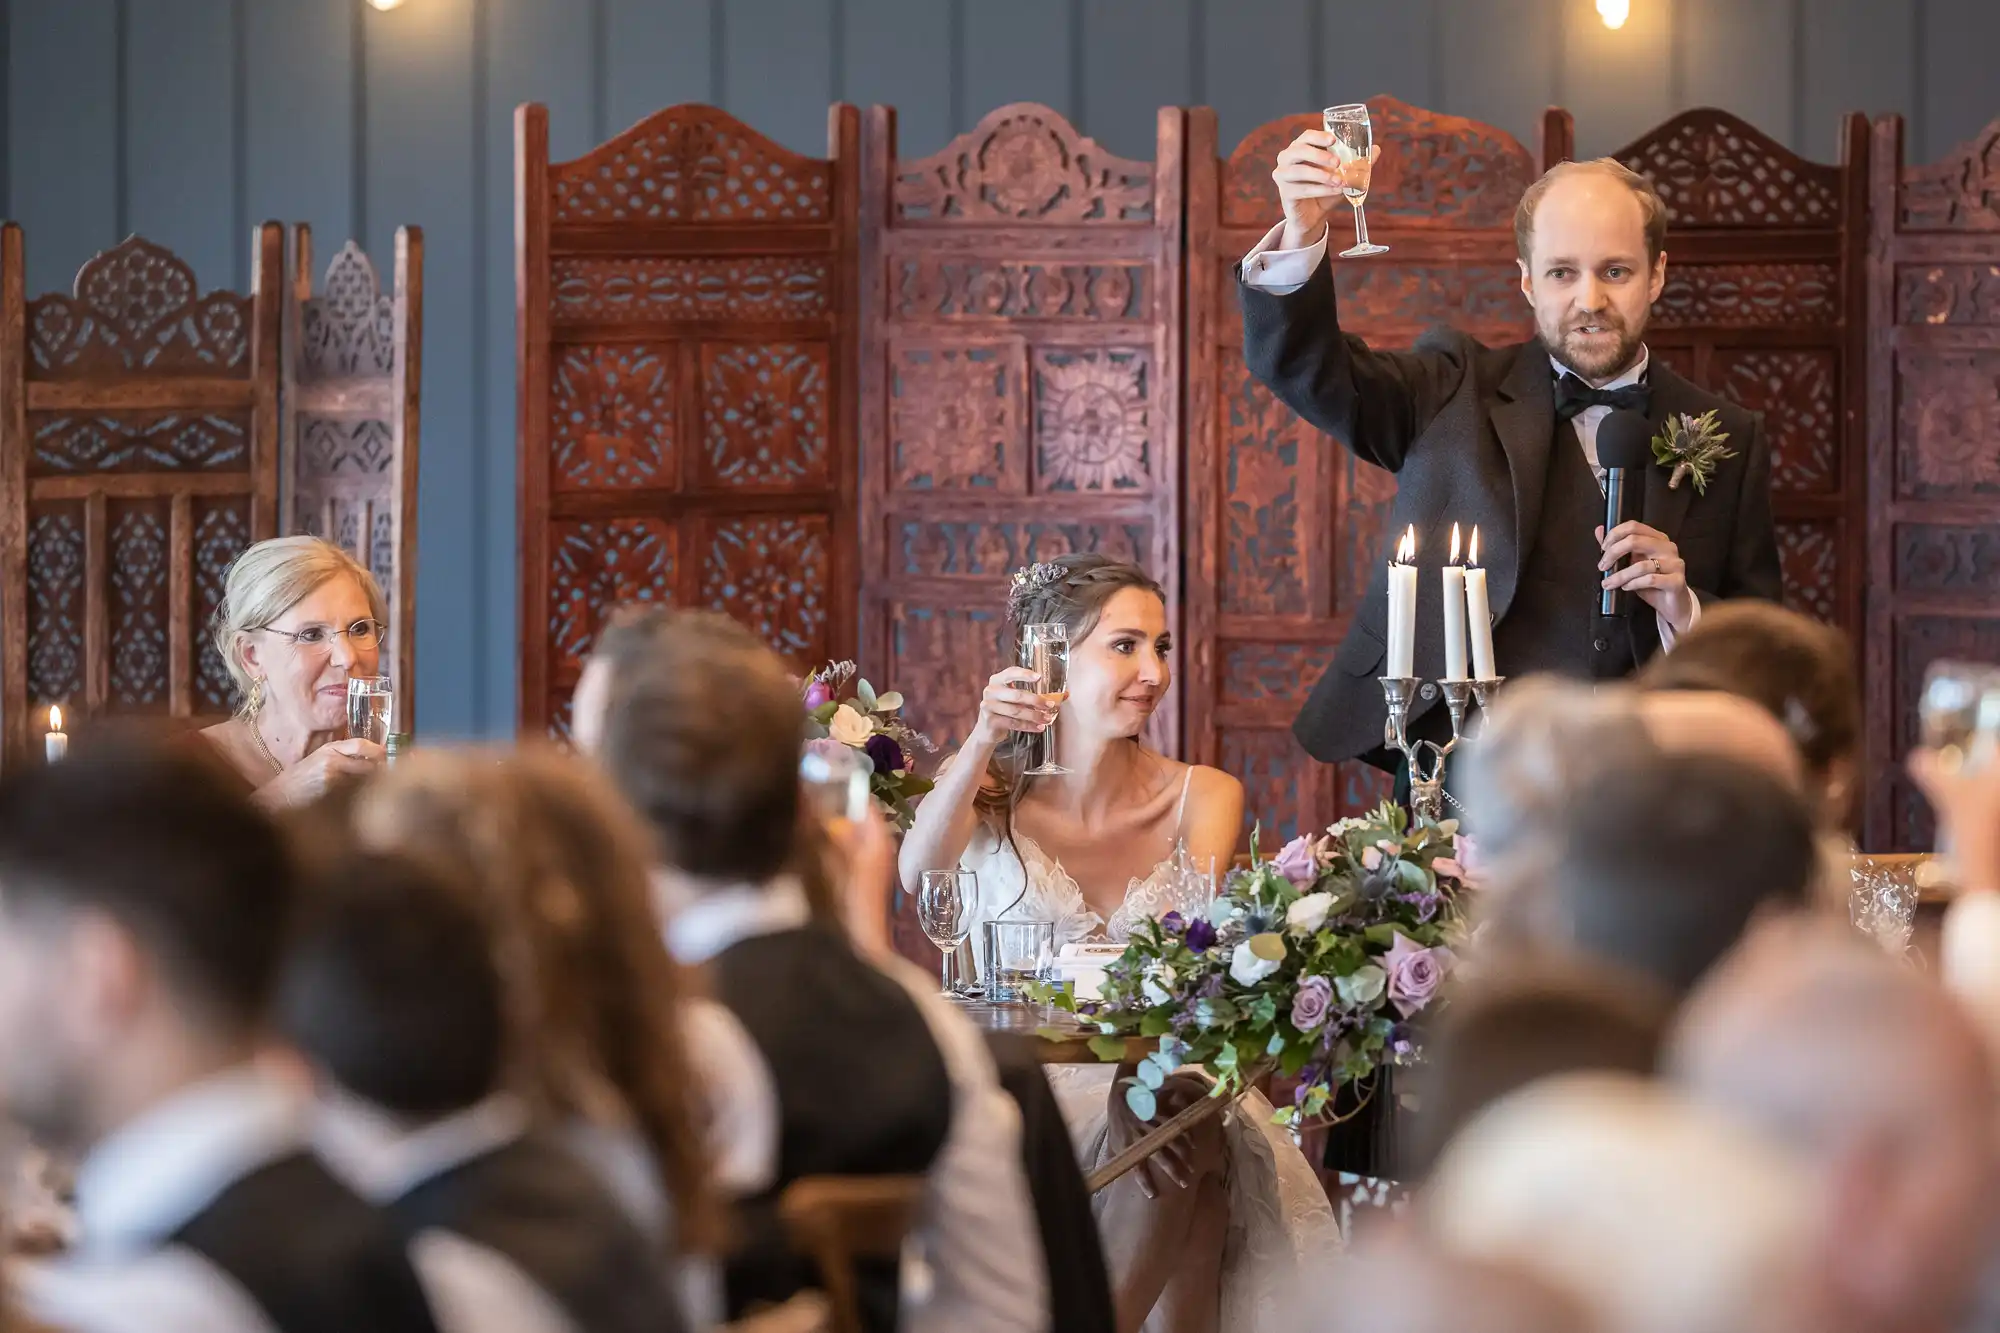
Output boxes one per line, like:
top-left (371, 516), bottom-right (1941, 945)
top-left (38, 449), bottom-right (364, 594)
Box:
top-left (1383, 931), bottom-right (1456, 1017)
top-left (863, 732), bottom-right (906, 775)
top-left (1183, 917), bottom-right (1218, 953)
top-left (1272, 835), bottom-right (1318, 886)
top-left (803, 680), bottom-right (834, 711)
top-left (1161, 911), bottom-right (1185, 935)
top-left (1290, 975), bottom-right (1334, 1032)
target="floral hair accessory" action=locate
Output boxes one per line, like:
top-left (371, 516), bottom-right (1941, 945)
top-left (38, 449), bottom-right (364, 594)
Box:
top-left (1007, 562), bottom-right (1067, 620)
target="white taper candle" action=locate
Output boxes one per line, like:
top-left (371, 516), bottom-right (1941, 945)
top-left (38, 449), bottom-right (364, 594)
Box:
top-left (1464, 527), bottom-right (1497, 681)
top-left (1386, 525), bottom-right (1417, 679)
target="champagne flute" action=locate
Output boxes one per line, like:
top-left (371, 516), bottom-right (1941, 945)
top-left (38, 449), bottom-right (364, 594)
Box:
top-left (918, 870), bottom-right (976, 997)
top-left (1019, 623), bottom-right (1071, 776)
top-left (1324, 103), bottom-right (1388, 258)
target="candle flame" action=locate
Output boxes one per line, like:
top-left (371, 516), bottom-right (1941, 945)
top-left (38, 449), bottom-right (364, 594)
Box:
top-left (1395, 525), bottom-right (1416, 564)
top-left (1449, 523), bottom-right (1462, 564)
top-left (1468, 527), bottom-right (1481, 567)
top-left (48, 705), bottom-right (61, 732)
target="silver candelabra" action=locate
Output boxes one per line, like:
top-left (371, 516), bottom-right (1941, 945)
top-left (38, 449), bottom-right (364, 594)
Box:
top-left (1379, 676), bottom-right (1505, 822)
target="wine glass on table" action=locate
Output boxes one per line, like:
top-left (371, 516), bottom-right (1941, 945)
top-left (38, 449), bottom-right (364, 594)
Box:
top-left (346, 675), bottom-right (393, 745)
top-left (1019, 623), bottom-right (1071, 776)
top-left (918, 870), bottom-right (976, 997)
top-left (1324, 103), bottom-right (1388, 257)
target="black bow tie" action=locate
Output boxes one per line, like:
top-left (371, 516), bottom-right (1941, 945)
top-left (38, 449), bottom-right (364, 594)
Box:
top-left (1554, 373), bottom-right (1651, 420)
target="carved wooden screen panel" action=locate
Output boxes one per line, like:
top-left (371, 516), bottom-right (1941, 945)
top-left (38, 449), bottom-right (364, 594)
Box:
top-left (856, 104), bottom-right (1185, 755)
top-left (1864, 115), bottom-right (2000, 851)
top-left (1613, 112), bottom-right (1869, 659)
top-left (1183, 98), bottom-right (1569, 844)
top-left (281, 225), bottom-right (423, 729)
top-left (0, 225), bottom-right (282, 766)
top-left (517, 104), bottom-right (860, 740)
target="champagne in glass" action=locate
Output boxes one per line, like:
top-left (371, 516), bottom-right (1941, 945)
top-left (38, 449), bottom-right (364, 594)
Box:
top-left (1921, 661), bottom-right (2000, 771)
top-left (918, 870), bottom-right (976, 997)
top-left (1019, 623), bottom-right (1071, 776)
top-left (1324, 103), bottom-right (1388, 258)
top-left (346, 675), bottom-right (393, 746)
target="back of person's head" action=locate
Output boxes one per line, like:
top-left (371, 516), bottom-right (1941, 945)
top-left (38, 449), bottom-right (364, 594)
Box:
top-left (1670, 917), bottom-right (1997, 1329)
top-left (1538, 752), bottom-right (1817, 996)
top-left (1635, 689), bottom-right (1807, 792)
top-left (1412, 959), bottom-right (1671, 1178)
top-left (1426, 1073), bottom-right (1817, 1333)
top-left (280, 851), bottom-right (503, 1119)
top-left (1297, 1236), bottom-right (1600, 1333)
top-left (593, 609), bottom-right (804, 884)
top-left (1640, 602), bottom-right (1859, 816)
top-left (352, 745), bottom-right (720, 1251)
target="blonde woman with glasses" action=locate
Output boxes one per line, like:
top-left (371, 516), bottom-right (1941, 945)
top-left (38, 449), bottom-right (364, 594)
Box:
top-left (200, 536), bottom-right (387, 805)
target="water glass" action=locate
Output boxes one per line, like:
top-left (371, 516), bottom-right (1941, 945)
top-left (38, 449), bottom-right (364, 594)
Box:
top-left (983, 918), bottom-right (1056, 1003)
top-left (1849, 858), bottom-right (1918, 958)
top-left (800, 744), bottom-right (872, 823)
top-left (918, 870), bottom-right (976, 997)
top-left (346, 675), bottom-right (393, 745)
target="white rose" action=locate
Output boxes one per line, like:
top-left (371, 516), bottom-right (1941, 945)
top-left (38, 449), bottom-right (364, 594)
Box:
top-left (828, 704), bottom-right (873, 746)
top-left (1142, 977), bottom-right (1172, 1006)
top-left (1230, 941), bottom-right (1281, 987)
top-left (1286, 892), bottom-right (1334, 935)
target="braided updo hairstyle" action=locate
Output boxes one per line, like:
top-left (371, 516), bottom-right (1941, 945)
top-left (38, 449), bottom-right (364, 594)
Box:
top-left (977, 553), bottom-right (1165, 815)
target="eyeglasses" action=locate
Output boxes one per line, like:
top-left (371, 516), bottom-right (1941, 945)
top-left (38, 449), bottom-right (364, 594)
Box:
top-left (256, 618), bottom-right (387, 649)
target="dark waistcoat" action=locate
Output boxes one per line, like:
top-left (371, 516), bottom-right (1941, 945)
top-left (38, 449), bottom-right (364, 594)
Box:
top-left (709, 925), bottom-right (954, 1333)
top-left (391, 1131), bottom-right (686, 1333)
top-left (168, 1152), bottom-right (440, 1333)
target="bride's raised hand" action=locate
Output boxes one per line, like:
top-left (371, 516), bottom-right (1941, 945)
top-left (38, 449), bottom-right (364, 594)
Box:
top-left (968, 666), bottom-right (1057, 750)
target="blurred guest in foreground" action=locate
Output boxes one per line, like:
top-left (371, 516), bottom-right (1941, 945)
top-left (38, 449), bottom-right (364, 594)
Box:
top-left (1426, 1073), bottom-right (1820, 1333)
top-left (0, 742), bottom-right (437, 1333)
top-left (1277, 1233), bottom-right (1599, 1333)
top-left (350, 748), bottom-right (724, 1318)
top-left (1408, 959), bottom-right (1670, 1179)
top-left (282, 850), bottom-right (686, 1333)
top-left (595, 609), bottom-right (1045, 1333)
top-left (1670, 918), bottom-right (1998, 1333)
top-left (1639, 601), bottom-right (1860, 826)
top-left (200, 536), bottom-right (388, 806)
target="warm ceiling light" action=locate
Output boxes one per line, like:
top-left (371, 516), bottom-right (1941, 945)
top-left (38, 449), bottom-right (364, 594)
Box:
top-left (368, 0), bottom-right (406, 11)
top-left (1597, 0), bottom-right (1630, 28)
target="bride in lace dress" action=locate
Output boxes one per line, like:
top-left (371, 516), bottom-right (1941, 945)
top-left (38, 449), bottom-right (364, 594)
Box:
top-left (899, 554), bottom-right (1341, 1333)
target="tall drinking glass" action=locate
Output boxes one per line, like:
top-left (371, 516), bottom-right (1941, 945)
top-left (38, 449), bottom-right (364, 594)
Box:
top-left (800, 744), bottom-right (872, 824)
top-left (1324, 103), bottom-right (1388, 258)
top-left (346, 676), bottom-right (393, 745)
top-left (918, 870), bottom-right (976, 996)
top-left (1019, 623), bottom-right (1071, 776)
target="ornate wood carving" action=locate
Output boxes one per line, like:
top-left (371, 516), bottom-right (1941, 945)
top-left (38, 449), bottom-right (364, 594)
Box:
top-left (1616, 110), bottom-right (1870, 820)
top-left (1184, 100), bottom-right (1569, 844)
top-left (859, 103), bottom-right (1184, 755)
top-left (1, 226), bottom-right (283, 765)
top-left (518, 103), bottom-right (860, 738)
top-left (1868, 115), bottom-right (2000, 849)
top-left (280, 226), bottom-right (422, 729)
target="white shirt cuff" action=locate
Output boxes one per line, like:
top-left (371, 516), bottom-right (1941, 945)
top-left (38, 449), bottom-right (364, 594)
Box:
top-left (1239, 220), bottom-right (1329, 295)
top-left (1656, 593), bottom-right (1701, 652)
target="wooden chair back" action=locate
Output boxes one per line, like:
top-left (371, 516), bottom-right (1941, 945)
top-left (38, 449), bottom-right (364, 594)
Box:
top-left (777, 1175), bottom-right (924, 1333)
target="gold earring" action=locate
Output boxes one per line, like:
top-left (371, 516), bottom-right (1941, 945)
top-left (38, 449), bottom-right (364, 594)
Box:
top-left (246, 677), bottom-right (265, 716)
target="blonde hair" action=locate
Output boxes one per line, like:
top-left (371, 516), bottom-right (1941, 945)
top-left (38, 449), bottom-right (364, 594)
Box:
top-left (211, 536), bottom-right (387, 715)
top-left (352, 744), bottom-right (723, 1254)
top-left (1514, 158), bottom-right (1669, 267)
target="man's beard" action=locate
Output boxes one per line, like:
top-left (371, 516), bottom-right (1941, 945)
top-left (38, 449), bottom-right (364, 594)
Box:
top-left (1543, 311), bottom-right (1647, 383)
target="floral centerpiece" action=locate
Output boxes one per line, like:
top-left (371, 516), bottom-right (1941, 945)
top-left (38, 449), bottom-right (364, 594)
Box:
top-left (1040, 801), bottom-right (1474, 1127)
top-left (802, 661), bottom-right (935, 829)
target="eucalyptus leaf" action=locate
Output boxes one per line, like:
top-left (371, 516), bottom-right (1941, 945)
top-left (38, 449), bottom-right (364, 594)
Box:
top-left (810, 701), bottom-right (840, 724)
top-left (804, 720), bottom-right (830, 740)
top-left (1436, 818), bottom-right (1460, 838)
top-left (1266, 1032), bottom-right (1287, 1056)
top-left (856, 679), bottom-right (878, 711)
top-left (1214, 1042), bottom-right (1240, 1073)
top-left (874, 690), bottom-right (903, 711)
top-left (1396, 859), bottom-right (1430, 894)
top-left (1363, 923), bottom-right (1400, 948)
top-left (1145, 1048), bottom-right (1179, 1083)
top-left (1336, 964), bottom-right (1387, 1007)
top-left (1124, 1082), bottom-right (1158, 1122)
top-left (1136, 1059), bottom-right (1166, 1090)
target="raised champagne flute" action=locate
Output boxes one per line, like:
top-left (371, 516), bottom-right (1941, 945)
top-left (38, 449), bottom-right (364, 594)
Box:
top-left (918, 869), bottom-right (975, 997)
top-left (1019, 623), bottom-right (1071, 776)
top-left (1324, 103), bottom-right (1388, 258)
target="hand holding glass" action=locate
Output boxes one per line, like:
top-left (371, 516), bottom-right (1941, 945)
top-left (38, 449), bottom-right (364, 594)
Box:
top-left (1323, 103), bottom-right (1388, 258)
top-left (1019, 624), bottom-right (1070, 776)
top-left (346, 676), bottom-right (393, 745)
top-left (917, 870), bottom-right (976, 996)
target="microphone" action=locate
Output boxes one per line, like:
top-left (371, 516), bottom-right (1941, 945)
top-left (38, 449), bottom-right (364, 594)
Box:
top-left (1596, 409), bottom-right (1653, 617)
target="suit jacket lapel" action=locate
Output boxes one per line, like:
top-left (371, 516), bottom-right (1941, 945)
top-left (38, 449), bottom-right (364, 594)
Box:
top-left (1488, 343), bottom-right (1556, 615)
top-left (1639, 361), bottom-right (1698, 539)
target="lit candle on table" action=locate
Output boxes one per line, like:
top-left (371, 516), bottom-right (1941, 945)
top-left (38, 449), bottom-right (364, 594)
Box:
top-left (1464, 527), bottom-right (1497, 681)
top-left (1442, 523), bottom-right (1468, 681)
top-left (44, 705), bottom-right (67, 763)
top-left (1386, 525), bottom-right (1417, 680)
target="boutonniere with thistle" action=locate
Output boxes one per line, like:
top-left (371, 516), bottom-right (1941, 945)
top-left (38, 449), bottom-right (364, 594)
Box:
top-left (1651, 410), bottom-right (1736, 494)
